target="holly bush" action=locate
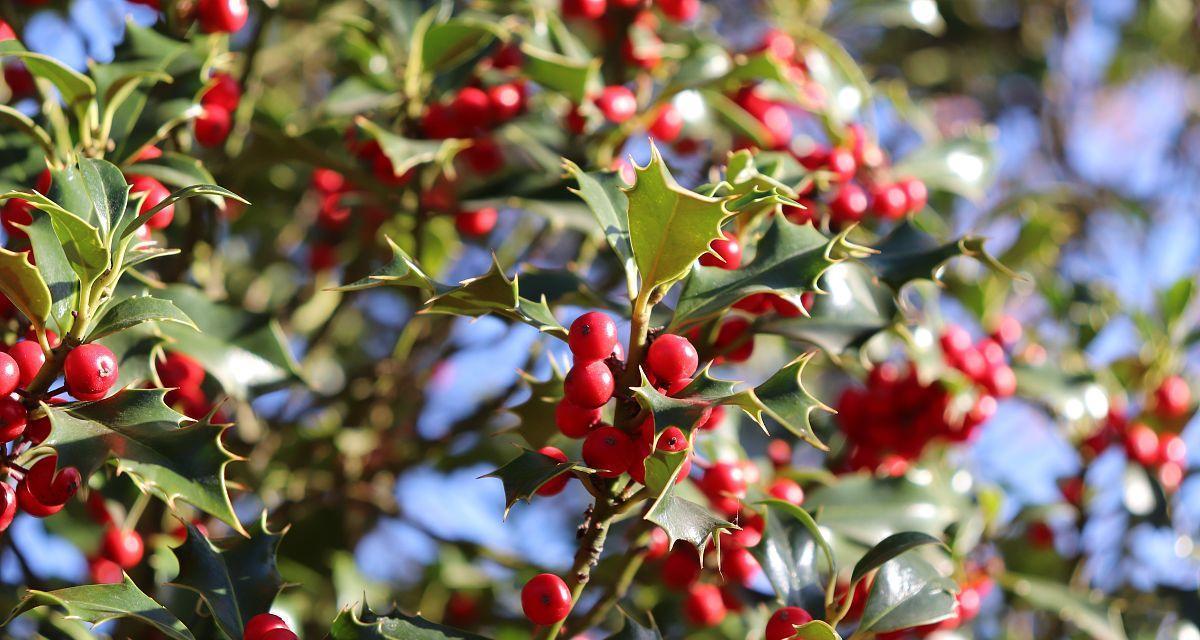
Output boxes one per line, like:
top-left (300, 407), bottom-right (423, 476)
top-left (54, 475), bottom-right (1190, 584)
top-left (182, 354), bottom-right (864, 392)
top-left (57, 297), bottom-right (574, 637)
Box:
top-left (0, 0), bottom-right (1195, 639)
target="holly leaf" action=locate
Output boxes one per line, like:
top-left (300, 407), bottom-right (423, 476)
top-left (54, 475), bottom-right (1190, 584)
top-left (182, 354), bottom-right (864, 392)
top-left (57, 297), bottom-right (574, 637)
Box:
top-left (126, 151), bottom-right (225, 206)
top-left (564, 160), bottom-right (636, 297)
top-left (97, 325), bottom-right (160, 390)
top-left (122, 184), bottom-right (248, 241)
top-left (330, 602), bottom-right (491, 640)
top-left (0, 246), bottom-right (52, 327)
top-left (50, 158), bottom-right (129, 240)
top-left (999, 573), bottom-right (1128, 640)
top-left (858, 552), bottom-right (958, 633)
top-left (0, 40), bottom-right (96, 106)
top-left (422, 18), bottom-right (502, 71)
top-left (626, 144), bottom-right (732, 291)
top-left (356, 118), bottom-right (468, 178)
top-left (3, 574), bottom-right (194, 640)
top-left (334, 236), bottom-right (435, 293)
top-left (423, 258), bottom-right (567, 339)
top-left (88, 294), bottom-right (197, 341)
top-left (752, 500), bottom-right (833, 611)
top-left (604, 611), bottom-right (662, 640)
top-left (520, 45), bottom-right (600, 103)
top-left (502, 367), bottom-right (566, 450)
top-left (670, 218), bottom-right (861, 329)
top-left (865, 220), bottom-right (1011, 292)
top-left (723, 355), bottom-right (831, 449)
top-left (42, 389), bottom-right (244, 534)
top-left (481, 448), bottom-right (582, 518)
top-left (851, 532), bottom-right (945, 585)
top-left (644, 484), bottom-right (734, 557)
top-left (806, 471), bottom-right (971, 548)
top-left (22, 210), bottom-right (78, 332)
top-left (168, 517), bottom-right (286, 640)
top-left (5, 191), bottom-right (108, 285)
top-left (760, 262), bottom-right (898, 355)
top-left (792, 621), bottom-right (842, 640)
top-left (154, 285), bottom-right (301, 399)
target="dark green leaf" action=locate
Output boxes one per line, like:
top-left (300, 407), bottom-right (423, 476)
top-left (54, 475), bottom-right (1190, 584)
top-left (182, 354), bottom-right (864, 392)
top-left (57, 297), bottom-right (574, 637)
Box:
top-left (724, 355), bottom-right (831, 448)
top-left (892, 133), bottom-right (995, 201)
top-left (519, 45), bottom-right (600, 103)
top-left (330, 603), bottom-right (491, 640)
top-left (760, 262), bottom-right (898, 355)
top-left (481, 448), bottom-right (581, 518)
top-left (502, 368), bottom-right (565, 450)
top-left (851, 532), bottom-right (945, 584)
top-left (865, 220), bottom-right (1011, 292)
top-left (3, 574), bottom-right (194, 640)
top-left (564, 160), bottom-right (636, 297)
top-left (22, 210), bottom-right (78, 332)
top-left (335, 236), bottom-right (436, 293)
top-left (752, 500), bottom-right (831, 611)
top-left (645, 485), bottom-right (734, 556)
top-left (422, 258), bottom-right (567, 339)
top-left (0, 41), bottom-right (96, 106)
top-left (7, 191), bottom-right (108, 284)
top-left (422, 18), bottom-right (501, 71)
top-left (123, 184), bottom-right (247, 241)
top-left (89, 294), bottom-right (197, 340)
top-left (604, 611), bottom-right (662, 640)
top-left (859, 552), bottom-right (957, 633)
top-left (356, 118), bottom-right (467, 179)
top-left (805, 472), bottom-right (970, 547)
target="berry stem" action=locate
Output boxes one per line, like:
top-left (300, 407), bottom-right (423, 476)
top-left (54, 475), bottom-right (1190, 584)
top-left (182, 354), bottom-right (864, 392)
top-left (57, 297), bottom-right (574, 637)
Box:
top-left (567, 521), bottom-right (654, 635)
top-left (535, 499), bottom-right (614, 640)
top-left (122, 491), bottom-right (151, 534)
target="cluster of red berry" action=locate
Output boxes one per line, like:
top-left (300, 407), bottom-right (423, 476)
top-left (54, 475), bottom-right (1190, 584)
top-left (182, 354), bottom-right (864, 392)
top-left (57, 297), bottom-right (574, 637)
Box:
top-left (195, 72), bottom-right (242, 148)
top-left (423, 82), bottom-right (527, 177)
top-left (84, 494), bottom-right (146, 584)
top-left (835, 323), bottom-right (1018, 475)
top-left (1083, 375), bottom-right (1191, 492)
top-left (155, 351), bottom-right (218, 420)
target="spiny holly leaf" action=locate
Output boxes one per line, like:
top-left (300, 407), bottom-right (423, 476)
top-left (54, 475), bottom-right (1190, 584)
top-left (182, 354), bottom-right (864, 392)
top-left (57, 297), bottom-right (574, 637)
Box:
top-left (715, 149), bottom-right (798, 201)
top-left (330, 602), bottom-right (491, 640)
top-left (126, 151), bottom-right (219, 197)
top-left (3, 574), bottom-right (194, 640)
top-left (89, 294), bottom-right (197, 341)
top-left (858, 552), bottom-right (958, 633)
top-left (356, 118), bottom-right (468, 178)
top-left (502, 366), bottom-right (566, 450)
top-left (50, 158), bottom-right (129, 241)
top-left (481, 448), bottom-right (582, 518)
top-left (631, 371), bottom-right (718, 435)
top-left (168, 517), bottom-right (286, 640)
top-left (999, 573), bottom-right (1128, 640)
top-left (22, 210), bottom-right (78, 332)
top-left (644, 486), bottom-right (734, 558)
top-left (334, 236), bottom-right (435, 293)
top-left (852, 532), bottom-right (946, 585)
top-left (4, 191), bottom-right (108, 285)
top-left (0, 245), bottom-right (52, 327)
top-left (97, 325), bottom-right (160, 390)
top-left (625, 144), bottom-right (733, 291)
top-left (723, 355), bottom-right (831, 449)
top-left (564, 160), bottom-right (636, 298)
top-left (423, 258), bottom-right (567, 339)
top-left (865, 220), bottom-right (1009, 292)
top-left (760, 262), bottom-right (898, 355)
top-left (422, 17), bottom-right (502, 72)
top-left (155, 285), bottom-right (301, 399)
top-left (41, 389), bottom-right (244, 534)
top-left (671, 218), bottom-right (863, 329)
top-left (123, 184), bottom-right (247, 242)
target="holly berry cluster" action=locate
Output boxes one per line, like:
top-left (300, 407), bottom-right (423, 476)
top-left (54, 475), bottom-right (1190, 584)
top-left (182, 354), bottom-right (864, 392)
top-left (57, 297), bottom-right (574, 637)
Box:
top-left (155, 351), bottom-right (219, 420)
top-left (1081, 375), bottom-right (1192, 493)
top-left (85, 493), bottom-right (146, 585)
top-left (195, 71), bottom-right (242, 148)
top-left (422, 82), bottom-right (528, 177)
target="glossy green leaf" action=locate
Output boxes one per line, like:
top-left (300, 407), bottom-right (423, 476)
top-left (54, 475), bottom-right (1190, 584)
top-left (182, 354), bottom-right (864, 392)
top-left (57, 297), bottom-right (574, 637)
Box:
top-left (422, 258), bottom-right (567, 339)
top-left (792, 621), bottom-right (842, 640)
top-left (3, 574), bottom-right (194, 640)
top-left (422, 18), bottom-right (501, 71)
top-left (335, 236), bottom-right (436, 293)
top-left (126, 152), bottom-right (220, 198)
top-left (330, 603), bottom-right (490, 640)
top-left (0, 104), bottom-right (54, 156)
top-left (502, 367), bottom-right (566, 450)
top-left (123, 184), bottom-right (247, 241)
top-left (760, 262), bottom-right (898, 355)
top-left (564, 160), bottom-right (636, 297)
top-left (859, 552), bottom-right (958, 633)
top-left (865, 220), bottom-right (1011, 292)
top-left (22, 210), bottom-right (78, 332)
top-left (724, 355), bottom-right (831, 449)
top-left (604, 611), bottom-right (662, 640)
top-left (752, 500), bottom-right (834, 611)
top-left (626, 145), bottom-right (732, 291)
top-left (0, 40), bottom-right (96, 106)
top-left (0, 246), bottom-right (52, 327)
top-left (671, 218), bottom-right (857, 329)
top-left (168, 518), bottom-right (285, 640)
top-left (7, 191), bottom-right (108, 284)
top-left (645, 484), bottom-right (734, 556)
top-left (851, 531), bottom-right (945, 584)
top-left (481, 448), bottom-right (582, 518)
top-left (519, 45), bottom-right (600, 103)
top-left (88, 294), bottom-right (197, 340)
top-left (806, 472), bottom-right (970, 549)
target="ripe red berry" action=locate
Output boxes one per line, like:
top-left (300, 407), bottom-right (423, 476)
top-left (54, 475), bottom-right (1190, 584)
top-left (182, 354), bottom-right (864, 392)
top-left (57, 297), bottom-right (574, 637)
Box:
top-left (521, 573), bottom-right (572, 626)
top-left (569, 312), bottom-right (619, 362)
top-left (555, 399), bottom-right (602, 438)
top-left (564, 360), bottom-right (615, 408)
top-left (594, 86), bottom-right (637, 124)
top-left (258, 630), bottom-right (298, 640)
top-left (697, 404), bottom-right (724, 431)
top-left (828, 183), bottom-right (868, 223)
top-left (656, 426), bottom-right (688, 452)
top-left (899, 177), bottom-right (928, 212)
top-left (0, 20), bottom-right (14, 41)
top-left (201, 72), bottom-right (241, 112)
top-left (561, 0), bottom-right (606, 20)
top-left (89, 556), bottom-right (124, 584)
top-left (1153, 375), bottom-right (1191, 420)
top-left (827, 148), bottom-right (857, 181)
top-left (0, 397), bottom-right (27, 442)
top-left (128, 175), bottom-right (174, 229)
top-left (488, 83), bottom-right (524, 122)
top-left (701, 462), bottom-right (747, 500)
top-left (765, 606), bottom-right (814, 640)
top-left (244, 613), bottom-right (290, 640)
top-left (646, 334), bottom-right (698, 384)
top-left (582, 426), bottom-right (634, 477)
top-left (156, 352), bottom-right (205, 389)
top-left (991, 315), bottom-right (1022, 347)
top-left (7, 341), bottom-right (43, 388)
top-left (1159, 433), bottom-right (1187, 466)
top-left (758, 29), bottom-right (796, 60)
top-left (715, 317), bottom-right (754, 363)
top-left (940, 324), bottom-right (972, 355)
top-left (683, 583), bottom-right (726, 627)
top-left (768, 478), bottom-right (805, 505)
top-left (661, 545), bottom-right (700, 590)
top-left (699, 231), bottom-right (742, 269)
top-left (870, 183), bottom-right (908, 220)
top-left (455, 208), bottom-right (498, 237)
top-left (100, 527), bottom-right (144, 568)
top-left (0, 484), bottom-right (15, 532)
top-left (535, 447), bottom-right (571, 496)
top-left (310, 168), bottom-right (345, 194)
top-left (451, 87), bottom-right (493, 135)
top-left (17, 480), bottom-right (63, 517)
top-left (720, 545), bottom-right (760, 585)
top-left (649, 104), bottom-right (683, 142)
top-left (1124, 423), bottom-right (1159, 467)
top-left (195, 104), bottom-right (233, 148)
top-left (64, 343), bottom-right (119, 398)
top-left (0, 352), bottom-right (18, 396)
top-left (197, 0), bottom-right (249, 33)
top-left (658, 0), bottom-right (700, 21)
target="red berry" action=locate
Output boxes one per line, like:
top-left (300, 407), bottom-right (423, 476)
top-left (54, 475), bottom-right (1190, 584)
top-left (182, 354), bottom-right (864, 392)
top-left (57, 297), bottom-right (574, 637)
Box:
top-left (0, 397), bottom-right (27, 442)
top-left (451, 87), bottom-right (493, 135)
top-left (870, 183), bottom-right (908, 220)
top-left (156, 352), bottom-right (205, 390)
top-left (0, 352), bottom-right (18, 396)
top-left (1159, 433), bottom-right (1187, 466)
top-left (64, 343), bottom-right (119, 398)
top-left (697, 404), bottom-right (725, 431)
top-left (561, 0), bottom-right (606, 20)
top-left (828, 183), bottom-right (867, 223)
top-left (564, 360), bottom-right (615, 408)
top-left (535, 447), bottom-right (571, 496)
top-left (699, 231), bottom-right (742, 269)
top-left (24, 413), bottom-right (50, 445)
top-left (17, 480), bottom-right (62, 517)
top-left (569, 311), bottom-right (618, 362)
top-left (521, 573), bottom-right (572, 626)
top-left (661, 545), bottom-right (700, 590)
top-left (940, 325), bottom-right (973, 355)
top-left (765, 606), bottom-right (814, 640)
top-left (89, 556), bottom-right (124, 584)
top-left (1060, 476), bottom-right (1085, 506)
top-left (715, 317), bottom-right (754, 363)
top-left (128, 175), bottom-right (174, 230)
top-left (701, 462), bottom-right (746, 500)
top-left (488, 83), bottom-right (524, 122)
top-left (594, 86), bottom-right (637, 124)
top-left (455, 207), bottom-right (498, 237)
top-left (983, 365), bottom-right (1017, 398)
top-left (100, 527), bottom-right (144, 568)
top-left (649, 104), bottom-right (683, 142)
top-left (767, 439), bottom-right (791, 467)
top-left (555, 399), bottom-right (602, 438)
top-left (827, 148), bottom-right (857, 181)
top-left (720, 545), bottom-right (760, 585)
top-left (730, 510), bottom-right (764, 547)
top-left (258, 630), bottom-right (298, 640)
top-left (646, 334), bottom-right (698, 383)
top-left (683, 583), bottom-right (726, 627)
top-left (645, 527), bottom-right (670, 560)
top-left (0, 484), bottom-right (14, 532)
top-left (201, 72), bottom-right (241, 112)
top-left (491, 43), bottom-right (524, 70)
top-left (658, 0), bottom-right (699, 21)
top-left (1153, 375), bottom-right (1191, 420)
top-left (197, 0), bottom-right (249, 33)
top-left (899, 177), bottom-right (928, 212)
top-left (758, 29), bottom-right (796, 60)
top-left (768, 478), bottom-right (804, 505)
top-left (0, 20), bottom-right (14, 41)
top-left (1027, 521), bottom-right (1054, 548)
top-left (656, 426), bottom-right (688, 452)
top-left (991, 315), bottom-right (1022, 347)
top-left (1124, 423), bottom-right (1159, 467)
top-left (310, 168), bottom-right (345, 194)
top-left (244, 613), bottom-right (290, 640)
top-left (195, 104), bottom-right (233, 148)
top-left (582, 426), bottom-right (634, 477)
